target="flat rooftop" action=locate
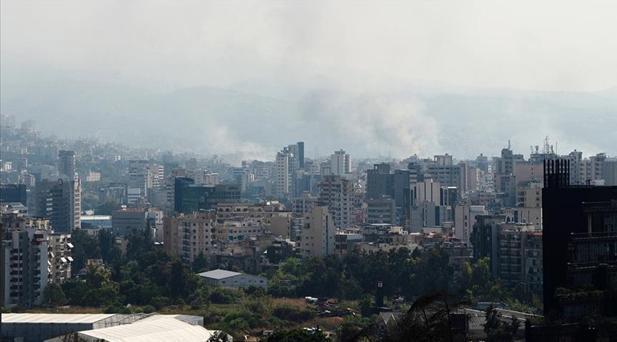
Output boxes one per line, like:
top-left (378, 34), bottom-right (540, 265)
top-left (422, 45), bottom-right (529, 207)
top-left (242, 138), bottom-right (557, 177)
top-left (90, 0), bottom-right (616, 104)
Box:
top-left (2, 313), bottom-right (115, 324)
top-left (198, 269), bottom-right (241, 279)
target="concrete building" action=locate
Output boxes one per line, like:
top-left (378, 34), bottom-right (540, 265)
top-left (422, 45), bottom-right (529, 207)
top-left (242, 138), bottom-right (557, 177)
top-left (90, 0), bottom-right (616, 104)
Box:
top-left (111, 207), bottom-right (146, 236)
top-left (163, 212), bottom-right (216, 262)
top-left (127, 160), bottom-right (151, 204)
top-left (497, 223), bottom-right (543, 294)
top-left (198, 268), bottom-right (267, 289)
top-left (366, 163), bottom-right (392, 200)
top-left (454, 205), bottom-right (487, 245)
top-left (174, 178), bottom-right (241, 213)
top-left (330, 149), bottom-right (351, 176)
top-left (274, 148), bottom-right (295, 198)
top-left (335, 230), bottom-right (364, 255)
top-left (366, 197), bottom-right (396, 224)
top-left (602, 158), bottom-right (617, 186)
top-left (32, 178), bottom-right (81, 232)
top-left (0, 183), bottom-right (28, 206)
top-left (80, 214), bottom-right (112, 232)
top-left (1, 214), bottom-right (72, 307)
top-left (214, 220), bottom-right (265, 242)
top-left (58, 150), bottom-right (76, 180)
top-left (318, 175), bottom-right (353, 228)
top-left (516, 181), bottom-right (542, 208)
top-left (299, 206), bottom-right (335, 257)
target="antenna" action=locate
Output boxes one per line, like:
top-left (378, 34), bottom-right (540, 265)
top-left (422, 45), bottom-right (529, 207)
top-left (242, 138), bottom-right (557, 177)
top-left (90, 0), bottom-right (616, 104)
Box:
top-left (508, 139), bottom-right (511, 150)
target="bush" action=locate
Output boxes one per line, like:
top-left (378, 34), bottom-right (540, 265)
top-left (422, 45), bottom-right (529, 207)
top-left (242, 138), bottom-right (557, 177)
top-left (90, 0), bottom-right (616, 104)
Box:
top-left (142, 305), bottom-right (156, 314)
top-left (150, 296), bottom-right (170, 309)
top-left (209, 288), bottom-right (241, 304)
top-left (272, 305), bottom-right (315, 322)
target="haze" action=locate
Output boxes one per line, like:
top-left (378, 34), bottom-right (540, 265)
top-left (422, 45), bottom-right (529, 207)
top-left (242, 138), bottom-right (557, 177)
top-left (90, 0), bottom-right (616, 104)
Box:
top-left (2, 0), bottom-right (616, 161)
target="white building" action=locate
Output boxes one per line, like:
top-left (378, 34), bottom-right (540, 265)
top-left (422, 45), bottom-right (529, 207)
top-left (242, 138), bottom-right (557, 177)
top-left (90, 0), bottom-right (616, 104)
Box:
top-left (330, 149), bottom-right (351, 176)
top-left (198, 269), bottom-right (268, 289)
top-left (454, 204), bottom-right (487, 245)
top-left (274, 151), bottom-right (290, 198)
top-left (1, 313), bottom-right (223, 342)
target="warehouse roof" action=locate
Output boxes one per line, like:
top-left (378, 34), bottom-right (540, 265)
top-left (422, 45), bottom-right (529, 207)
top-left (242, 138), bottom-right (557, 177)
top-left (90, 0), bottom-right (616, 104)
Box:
top-left (77, 315), bottom-right (218, 342)
top-left (198, 269), bottom-right (242, 280)
top-left (2, 313), bottom-right (115, 324)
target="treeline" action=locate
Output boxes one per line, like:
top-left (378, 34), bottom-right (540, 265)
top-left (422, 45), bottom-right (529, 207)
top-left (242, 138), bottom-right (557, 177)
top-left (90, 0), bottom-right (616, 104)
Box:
top-left (49, 229), bottom-right (538, 315)
top-left (43, 229), bottom-right (205, 311)
top-left (267, 248), bottom-right (540, 312)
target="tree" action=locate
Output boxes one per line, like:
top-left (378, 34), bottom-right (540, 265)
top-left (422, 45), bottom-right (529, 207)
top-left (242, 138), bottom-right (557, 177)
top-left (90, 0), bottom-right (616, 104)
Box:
top-left (42, 283), bottom-right (67, 306)
top-left (70, 229), bottom-right (101, 272)
top-left (266, 329), bottom-right (329, 342)
top-left (484, 306), bottom-right (520, 342)
top-left (192, 253), bottom-right (208, 272)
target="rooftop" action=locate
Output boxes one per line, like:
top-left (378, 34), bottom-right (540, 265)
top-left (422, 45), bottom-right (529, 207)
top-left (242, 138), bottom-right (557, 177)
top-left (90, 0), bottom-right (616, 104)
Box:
top-left (77, 315), bottom-right (217, 342)
top-left (198, 269), bottom-right (242, 280)
top-left (2, 313), bottom-right (115, 324)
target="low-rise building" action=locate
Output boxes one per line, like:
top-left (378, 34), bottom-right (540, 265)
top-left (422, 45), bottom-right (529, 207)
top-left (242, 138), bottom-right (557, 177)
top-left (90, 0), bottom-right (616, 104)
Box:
top-left (198, 269), bottom-right (267, 289)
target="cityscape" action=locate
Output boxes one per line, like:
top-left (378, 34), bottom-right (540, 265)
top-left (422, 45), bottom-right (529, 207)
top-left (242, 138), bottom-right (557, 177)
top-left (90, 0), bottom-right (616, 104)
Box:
top-left (2, 1), bottom-right (617, 342)
top-left (2, 116), bottom-right (616, 341)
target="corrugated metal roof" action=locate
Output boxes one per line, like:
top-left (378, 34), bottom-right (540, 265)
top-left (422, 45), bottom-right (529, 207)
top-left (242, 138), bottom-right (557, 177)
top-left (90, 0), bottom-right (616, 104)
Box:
top-left (2, 313), bottom-right (115, 324)
top-left (78, 315), bottom-right (217, 342)
top-left (197, 269), bottom-right (241, 279)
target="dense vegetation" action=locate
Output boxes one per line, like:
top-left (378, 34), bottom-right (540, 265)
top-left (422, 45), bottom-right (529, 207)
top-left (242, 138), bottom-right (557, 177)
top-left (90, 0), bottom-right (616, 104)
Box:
top-left (267, 248), bottom-right (540, 312)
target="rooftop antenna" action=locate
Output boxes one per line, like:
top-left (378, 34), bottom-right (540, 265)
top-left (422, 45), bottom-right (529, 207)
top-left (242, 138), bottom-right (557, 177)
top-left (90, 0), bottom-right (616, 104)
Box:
top-left (508, 139), bottom-right (511, 150)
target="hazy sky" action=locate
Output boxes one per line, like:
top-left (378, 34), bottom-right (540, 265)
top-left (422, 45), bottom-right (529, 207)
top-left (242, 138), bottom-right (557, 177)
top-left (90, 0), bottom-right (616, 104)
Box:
top-left (2, 1), bottom-right (616, 161)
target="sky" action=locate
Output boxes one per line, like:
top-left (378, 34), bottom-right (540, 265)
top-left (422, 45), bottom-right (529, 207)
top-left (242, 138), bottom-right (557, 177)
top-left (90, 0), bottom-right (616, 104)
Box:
top-left (2, 0), bottom-right (616, 162)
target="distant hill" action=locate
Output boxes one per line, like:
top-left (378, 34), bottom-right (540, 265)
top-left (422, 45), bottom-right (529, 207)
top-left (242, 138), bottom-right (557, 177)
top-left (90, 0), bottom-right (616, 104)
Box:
top-left (2, 76), bottom-right (615, 161)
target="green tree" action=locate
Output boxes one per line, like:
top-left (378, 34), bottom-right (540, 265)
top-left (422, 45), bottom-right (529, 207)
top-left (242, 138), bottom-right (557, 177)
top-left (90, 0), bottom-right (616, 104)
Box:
top-left (42, 283), bottom-right (67, 306)
top-left (266, 329), bottom-right (329, 342)
top-left (192, 253), bottom-right (208, 272)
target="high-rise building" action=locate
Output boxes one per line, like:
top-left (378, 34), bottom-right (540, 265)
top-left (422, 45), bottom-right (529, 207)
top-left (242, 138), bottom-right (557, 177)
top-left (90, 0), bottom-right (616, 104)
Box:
top-left (58, 150), bottom-right (76, 180)
top-left (454, 204), bottom-right (487, 245)
top-left (0, 184), bottom-right (27, 206)
top-left (366, 163), bottom-right (392, 200)
top-left (299, 206), bottom-right (335, 257)
top-left (602, 158), bottom-right (617, 186)
top-left (542, 159), bottom-right (617, 319)
top-left (494, 145), bottom-right (525, 207)
top-left (33, 179), bottom-right (81, 232)
top-left (1, 213), bottom-right (72, 307)
top-left (318, 175), bottom-right (353, 228)
top-left (497, 223), bottom-right (543, 294)
top-left (297, 141), bottom-right (305, 169)
top-left (127, 160), bottom-right (151, 204)
top-left (330, 149), bottom-right (351, 176)
top-left (274, 151), bottom-right (290, 198)
top-left (470, 217), bottom-right (543, 295)
top-left (174, 178), bottom-right (241, 213)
